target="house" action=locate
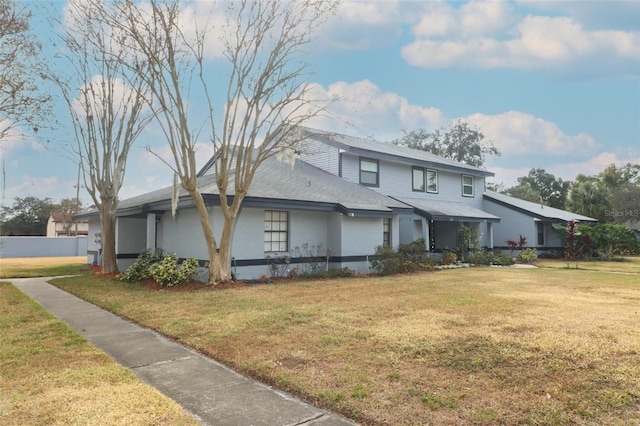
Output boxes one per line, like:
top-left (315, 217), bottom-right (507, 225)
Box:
top-left (46, 211), bottom-right (89, 237)
top-left (79, 149), bottom-right (412, 278)
top-left (483, 190), bottom-right (598, 252)
top-left (297, 128), bottom-right (500, 252)
top-left (77, 127), bottom-right (595, 279)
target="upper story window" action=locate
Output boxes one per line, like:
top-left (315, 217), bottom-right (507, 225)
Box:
top-left (264, 210), bottom-right (288, 252)
top-left (426, 169), bottom-right (438, 193)
top-left (360, 158), bottom-right (379, 187)
top-left (412, 167), bottom-right (438, 193)
top-left (412, 167), bottom-right (424, 191)
top-left (462, 175), bottom-right (474, 197)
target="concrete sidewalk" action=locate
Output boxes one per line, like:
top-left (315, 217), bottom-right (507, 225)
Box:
top-left (10, 277), bottom-right (357, 426)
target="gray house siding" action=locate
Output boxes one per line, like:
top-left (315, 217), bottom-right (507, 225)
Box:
top-left (483, 200), bottom-right (542, 250)
top-left (298, 138), bottom-right (341, 176)
top-left (339, 153), bottom-right (486, 206)
top-left (114, 204), bottom-right (398, 280)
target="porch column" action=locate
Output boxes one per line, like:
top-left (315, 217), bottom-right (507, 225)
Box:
top-left (146, 213), bottom-right (157, 250)
top-left (422, 217), bottom-right (430, 252)
top-left (487, 222), bottom-right (494, 250)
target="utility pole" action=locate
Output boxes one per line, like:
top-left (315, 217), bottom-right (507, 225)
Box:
top-left (73, 163), bottom-right (82, 236)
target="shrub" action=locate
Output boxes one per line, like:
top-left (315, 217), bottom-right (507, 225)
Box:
top-left (492, 253), bottom-right (516, 266)
top-left (370, 241), bottom-right (430, 276)
top-left (465, 251), bottom-right (515, 266)
top-left (148, 254), bottom-right (199, 287)
top-left (441, 251), bottom-right (458, 265)
top-left (118, 249), bottom-right (165, 281)
top-left (370, 245), bottom-right (402, 276)
top-left (465, 250), bottom-right (493, 265)
top-left (519, 248), bottom-right (538, 264)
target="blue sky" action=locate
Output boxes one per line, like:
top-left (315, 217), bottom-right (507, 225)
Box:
top-left (2, 0), bottom-right (639, 208)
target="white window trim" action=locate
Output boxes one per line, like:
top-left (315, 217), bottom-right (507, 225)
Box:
top-left (462, 175), bottom-right (474, 197)
top-left (426, 169), bottom-right (438, 193)
top-left (264, 210), bottom-right (289, 253)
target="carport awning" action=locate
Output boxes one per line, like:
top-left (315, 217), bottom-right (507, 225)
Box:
top-left (393, 197), bottom-right (500, 223)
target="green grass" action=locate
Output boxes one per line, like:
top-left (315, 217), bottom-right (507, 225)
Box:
top-left (48, 265), bottom-right (640, 425)
top-left (0, 281), bottom-right (198, 426)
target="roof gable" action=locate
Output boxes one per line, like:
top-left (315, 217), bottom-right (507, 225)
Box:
top-left (300, 127), bottom-right (494, 177)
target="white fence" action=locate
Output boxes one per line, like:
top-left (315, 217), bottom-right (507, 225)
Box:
top-left (0, 236), bottom-right (88, 258)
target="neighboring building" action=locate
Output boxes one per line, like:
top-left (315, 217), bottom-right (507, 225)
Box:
top-left (46, 212), bottom-right (89, 237)
top-left (76, 127), bottom-right (596, 279)
top-left (483, 190), bottom-right (598, 251)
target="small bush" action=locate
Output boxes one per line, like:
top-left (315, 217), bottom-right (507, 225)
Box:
top-left (370, 245), bottom-right (402, 276)
top-left (519, 248), bottom-right (538, 264)
top-left (118, 249), bottom-right (165, 281)
top-left (441, 251), bottom-right (458, 265)
top-left (149, 254), bottom-right (199, 287)
top-left (492, 253), bottom-right (516, 266)
top-left (466, 251), bottom-right (493, 265)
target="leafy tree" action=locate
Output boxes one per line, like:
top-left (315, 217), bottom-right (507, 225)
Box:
top-left (113, 0), bottom-right (336, 283)
top-left (506, 168), bottom-right (569, 209)
top-left (566, 180), bottom-right (610, 222)
top-left (0, 196), bottom-right (54, 235)
top-left (599, 163), bottom-right (640, 189)
top-left (394, 120), bottom-right (500, 167)
top-left (608, 183), bottom-right (640, 225)
top-left (586, 223), bottom-right (639, 258)
top-left (50, 0), bottom-right (153, 273)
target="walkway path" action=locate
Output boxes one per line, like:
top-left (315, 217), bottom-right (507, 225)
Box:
top-left (10, 277), bottom-right (356, 426)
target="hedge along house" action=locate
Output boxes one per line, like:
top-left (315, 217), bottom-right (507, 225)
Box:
top-left (483, 190), bottom-right (598, 253)
top-left (297, 128), bottom-right (500, 253)
top-left (78, 151), bottom-right (412, 280)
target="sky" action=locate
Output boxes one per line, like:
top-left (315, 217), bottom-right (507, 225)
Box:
top-left (1, 0), bottom-right (639, 208)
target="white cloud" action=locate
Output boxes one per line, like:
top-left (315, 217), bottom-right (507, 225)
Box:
top-left (402, 0), bottom-right (640, 74)
top-left (302, 80), bottom-right (446, 140)
top-left (465, 111), bottom-right (597, 157)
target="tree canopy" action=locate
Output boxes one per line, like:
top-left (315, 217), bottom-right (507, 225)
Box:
top-left (0, 196), bottom-right (55, 235)
top-left (506, 168), bottom-right (570, 209)
top-left (393, 120), bottom-right (500, 167)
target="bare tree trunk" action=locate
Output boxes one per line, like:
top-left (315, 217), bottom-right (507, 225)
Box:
top-left (216, 211), bottom-right (237, 282)
top-left (186, 188), bottom-right (226, 284)
top-left (99, 196), bottom-right (118, 274)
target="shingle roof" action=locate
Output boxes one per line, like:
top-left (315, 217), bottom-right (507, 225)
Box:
top-left (301, 127), bottom-right (494, 177)
top-left (394, 196), bottom-right (500, 222)
top-left (90, 155), bottom-right (410, 217)
top-left (483, 190), bottom-right (598, 223)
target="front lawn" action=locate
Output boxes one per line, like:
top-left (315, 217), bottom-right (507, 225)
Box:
top-left (51, 267), bottom-right (639, 425)
top-left (537, 255), bottom-right (640, 274)
top-left (0, 256), bottom-right (88, 278)
top-left (0, 282), bottom-right (198, 426)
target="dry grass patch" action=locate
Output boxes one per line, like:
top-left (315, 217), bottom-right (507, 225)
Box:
top-left (0, 282), bottom-right (198, 426)
top-left (51, 268), bottom-right (640, 425)
top-left (537, 256), bottom-right (640, 274)
top-left (0, 256), bottom-right (88, 278)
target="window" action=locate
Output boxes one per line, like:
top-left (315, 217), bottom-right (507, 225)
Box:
top-left (426, 169), bottom-right (438, 193)
top-left (462, 175), bottom-right (474, 197)
top-left (383, 218), bottom-right (391, 247)
top-left (264, 210), bottom-right (288, 252)
top-left (360, 158), bottom-right (379, 187)
top-left (537, 222), bottom-right (545, 246)
top-left (412, 167), bottom-right (424, 191)
top-left (413, 167), bottom-right (438, 193)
